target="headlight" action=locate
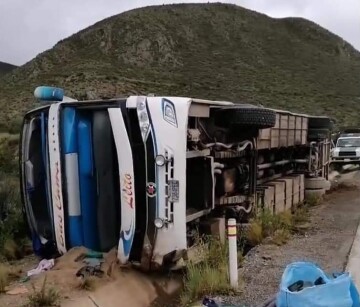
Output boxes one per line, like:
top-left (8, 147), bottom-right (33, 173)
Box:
top-left (137, 101), bottom-right (146, 111)
top-left (155, 155), bottom-right (166, 166)
top-left (331, 149), bottom-right (339, 157)
top-left (154, 218), bottom-right (165, 229)
top-left (141, 123), bottom-right (149, 133)
top-left (139, 112), bottom-right (148, 122)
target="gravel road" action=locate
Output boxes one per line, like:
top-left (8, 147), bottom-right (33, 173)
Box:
top-left (222, 171), bottom-right (360, 306)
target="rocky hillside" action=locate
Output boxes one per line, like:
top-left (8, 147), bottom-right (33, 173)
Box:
top-left (0, 3), bottom-right (359, 131)
top-left (0, 62), bottom-right (17, 76)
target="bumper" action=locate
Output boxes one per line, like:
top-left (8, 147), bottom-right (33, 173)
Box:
top-left (331, 158), bottom-right (360, 164)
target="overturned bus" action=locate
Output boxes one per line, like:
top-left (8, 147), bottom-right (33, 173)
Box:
top-left (20, 86), bottom-right (332, 270)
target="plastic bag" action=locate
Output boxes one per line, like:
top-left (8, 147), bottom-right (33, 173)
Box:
top-left (276, 262), bottom-right (360, 307)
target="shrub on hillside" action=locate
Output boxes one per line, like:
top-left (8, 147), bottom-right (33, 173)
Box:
top-left (0, 180), bottom-right (27, 257)
top-left (0, 137), bottom-right (19, 175)
top-left (0, 135), bottom-right (28, 258)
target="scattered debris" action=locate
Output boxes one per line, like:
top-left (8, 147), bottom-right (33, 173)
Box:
top-left (27, 259), bottom-right (55, 277)
top-left (202, 297), bottom-right (220, 306)
top-left (83, 258), bottom-right (104, 267)
top-left (76, 265), bottom-right (104, 279)
top-left (20, 276), bottom-right (30, 283)
top-left (74, 251), bottom-right (103, 262)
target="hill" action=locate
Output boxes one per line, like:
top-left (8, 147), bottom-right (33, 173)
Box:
top-left (0, 3), bottom-right (360, 131)
top-left (0, 61), bottom-right (17, 76)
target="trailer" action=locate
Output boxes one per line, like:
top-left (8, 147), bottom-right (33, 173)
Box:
top-left (20, 87), bottom-right (332, 271)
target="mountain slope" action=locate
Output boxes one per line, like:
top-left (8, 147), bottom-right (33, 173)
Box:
top-left (0, 62), bottom-right (17, 76)
top-left (0, 3), bottom-right (359, 131)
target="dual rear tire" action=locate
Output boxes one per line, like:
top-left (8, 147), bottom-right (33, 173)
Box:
top-left (304, 177), bottom-right (330, 201)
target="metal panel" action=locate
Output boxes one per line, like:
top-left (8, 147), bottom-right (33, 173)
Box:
top-left (48, 103), bottom-right (67, 254)
top-left (108, 108), bottom-right (136, 264)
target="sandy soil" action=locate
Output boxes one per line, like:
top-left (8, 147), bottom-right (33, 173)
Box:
top-left (0, 246), bottom-right (182, 307)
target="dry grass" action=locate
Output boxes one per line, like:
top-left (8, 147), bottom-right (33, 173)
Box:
top-left (180, 237), bottom-right (240, 306)
top-left (3, 239), bottom-right (20, 260)
top-left (305, 194), bottom-right (322, 207)
top-left (246, 209), bottom-right (293, 246)
top-left (246, 206), bottom-right (313, 247)
top-left (271, 229), bottom-right (290, 246)
top-left (246, 220), bottom-right (263, 246)
top-left (292, 205), bottom-right (311, 225)
top-left (25, 277), bottom-right (60, 307)
top-left (0, 263), bottom-right (9, 293)
top-left (0, 168), bottom-right (28, 259)
top-left (7, 266), bottom-right (23, 280)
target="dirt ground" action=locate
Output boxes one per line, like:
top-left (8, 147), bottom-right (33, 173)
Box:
top-left (0, 246), bottom-right (182, 307)
top-left (221, 171), bottom-right (360, 306)
top-left (1, 171), bottom-right (359, 307)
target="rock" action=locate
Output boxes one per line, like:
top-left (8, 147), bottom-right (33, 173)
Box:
top-left (262, 255), bottom-right (272, 260)
top-left (294, 223), bottom-right (312, 234)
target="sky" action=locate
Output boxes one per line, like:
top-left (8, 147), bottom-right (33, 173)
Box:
top-left (0, 0), bottom-right (359, 66)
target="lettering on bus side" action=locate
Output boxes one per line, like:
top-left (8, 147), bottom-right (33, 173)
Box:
top-left (54, 162), bottom-right (65, 248)
top-left (57, 215), bottom-right (65, 247)
top-left (122, 173), bottom-right (134, 209)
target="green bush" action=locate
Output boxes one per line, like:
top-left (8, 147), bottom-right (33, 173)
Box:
top-left (8, 118), bottom-right (22, 135)
top-left (0, 178), bottom-right (27, 258)
top-left (0, 134), bottom-right (28, 258)
top-left (246, 209), bottom-right (293, 246)
top-left (0, 137), bottom-right (19, 175)
top-left (25, 277), bottom-right (60, 307)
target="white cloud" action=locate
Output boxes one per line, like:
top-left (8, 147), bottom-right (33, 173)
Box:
top-left (0, 0), bottom-right (359, 65)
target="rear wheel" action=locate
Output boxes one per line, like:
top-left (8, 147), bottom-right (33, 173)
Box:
top-left (305, 177), bottom-right (330, 190)
top-left (305, 188), bottom-right (326, 199)
top-left (215, 107), bottom-right (276, 129)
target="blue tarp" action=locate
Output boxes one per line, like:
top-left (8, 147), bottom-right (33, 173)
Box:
top-left (276, 261), bottom-right (360, 307)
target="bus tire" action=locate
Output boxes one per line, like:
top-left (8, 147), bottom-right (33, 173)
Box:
top-left (305, 188), bottom-right (326, 200)
top-left (215, 107), bottom-right (276, 129)
top-left (305, 177), bottom-right (328, 190)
